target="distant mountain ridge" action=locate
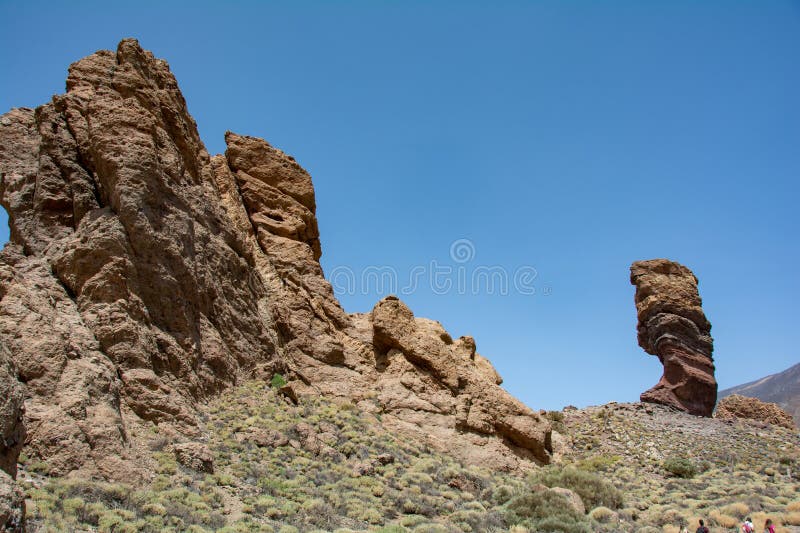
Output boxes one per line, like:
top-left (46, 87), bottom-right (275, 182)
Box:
top-left (719, 362), bottom-right (800, 425)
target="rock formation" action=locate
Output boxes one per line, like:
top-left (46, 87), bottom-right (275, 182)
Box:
top-left (715, 394), bottom-right (796, 430)
top-left (719, 362), bottom-right (800, 426)
top-left (630, 259), bottom-right (717, 416)
top-left (0, 39), bottom-right (551, 482)
top-left (0, 344), bottom-right (25, 531)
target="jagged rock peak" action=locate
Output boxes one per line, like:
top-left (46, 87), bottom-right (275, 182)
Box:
top-left (0, 38), bottom-right (551, 483)
top-left (630, 258), bottom-right (717, 416)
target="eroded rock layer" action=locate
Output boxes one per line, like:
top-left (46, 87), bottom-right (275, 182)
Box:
top-left (0, 39), bottom-right (551, 480)
top-left (630, 259), bottom-right (717, 417)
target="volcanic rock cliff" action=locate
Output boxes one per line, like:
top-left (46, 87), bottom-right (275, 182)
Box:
top-left (0, 38), bottom-right (551, 496)
top-left (630, 259), bottom-right (717, 416)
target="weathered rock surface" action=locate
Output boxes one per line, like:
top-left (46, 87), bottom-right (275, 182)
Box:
top-left (365, 296), bottom-right (551, 467)
top-left (0, 38), bottom-right (551, 479)
top-left (715, 394), bottom-right (796, 430)
top-left (0, 344), bottom-right (24, 478)
top-left (630, 259), bottom-right (717, 417)
top-left (0, 344), bottom-right (24, 531)
top-left (173, 442), bottom-right (214, 473)
top-left (0, 471), bottom-right (24, 533)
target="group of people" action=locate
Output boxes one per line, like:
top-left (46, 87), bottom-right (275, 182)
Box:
top-left (691, 517), bottom-right (775, 533)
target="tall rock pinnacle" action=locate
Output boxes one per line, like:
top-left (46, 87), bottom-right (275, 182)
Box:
top-left (630, 259), bottom-right (717, 416)
top-left (0, 39), bottom-right (551, 481)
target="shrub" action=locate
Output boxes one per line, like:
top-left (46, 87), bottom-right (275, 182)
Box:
top-left (721, 502), bottom-right (749, 519)
top-left (375, 527), bottom-right (408, 533)
top-left (589, 506), bottom-right (616, 523)
top-left (270, 373), bottom-right (288, 388)
top-left (663, 457), bottom-right (697, 479)
top-left (530, 515), bottom-right (593, 533)
top-left (530, 466), bottom-right (624, 509)
top-left (491, 484), bottom-right (515, 505)
top-left (708, 509), bottom-right (737, 528)
top-left (506, 490), bottom-right (592, 532)
top-left (655, 508), bottom-right (686, 527)
top-left (577, 455), bottom-right (621, 473)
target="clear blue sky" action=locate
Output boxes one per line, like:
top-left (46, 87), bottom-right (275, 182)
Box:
top-left (1, 1), bottom-right (798, 411)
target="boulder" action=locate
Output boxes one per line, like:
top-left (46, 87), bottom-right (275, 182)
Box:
top-left (173, 442), bottom-right (214, 473)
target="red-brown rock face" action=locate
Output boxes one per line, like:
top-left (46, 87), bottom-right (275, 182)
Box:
top-left (630, 259), bottom-right (717, 417)
top-left (0, 39), bottom-right (551, 479)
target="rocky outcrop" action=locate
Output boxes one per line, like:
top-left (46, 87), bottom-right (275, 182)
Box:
top-left (0, 344), bottom-right (25, 531)
top-left (364, 296), bottom-right (551, 469)
top-left (715, 394), bottom-right (796, 430)
top-left (630, 259), bottom-right (717, 417)
top-left (0, 38), bottom-right (551, 479)
top-left (172, 442), bottom-right (214, 473)
top-left (0, 344), bottom-right (24, 478)
top-left (719, 362), bottom-right (800, 426)
top-left (0, 471), bottom-right (24, 533)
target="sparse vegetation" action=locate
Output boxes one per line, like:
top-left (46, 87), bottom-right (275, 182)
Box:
top-left (530, 465), bottom-right (624, 510)
top-left (560, 402), bottom-right (800, 533)
top-left (18, 385), bottom-right (800, 532)
top-left (270, 373), bottom-right (287, 389)
top-left (663, 456), bottom-right (697, 478)
top-left (506, 490), bottom-right (592, 533)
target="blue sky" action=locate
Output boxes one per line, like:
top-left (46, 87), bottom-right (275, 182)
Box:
top-left (1, 1), bottom-right (798, 411)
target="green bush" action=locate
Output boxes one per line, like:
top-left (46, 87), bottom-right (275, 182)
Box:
top-left (529, 466), bottom-right (624, 510)
top-left (663, 457), bottom-right (697, 479)
top-left (270, 373), bottom-right (287, 388)
top-left (506, 490), bottom-right (592, 532)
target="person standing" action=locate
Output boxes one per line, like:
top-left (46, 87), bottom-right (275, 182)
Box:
top-left (764, 518), bottom-right (776, 533)
top-left (696, 519), bottom-right (710, 533)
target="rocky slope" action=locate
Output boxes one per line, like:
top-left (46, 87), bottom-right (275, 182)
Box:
top-left (630, 259), bottom-right (717, 416)
top-left (0, 37), bottom-right (551, 504)
top-left (720, 362), bottom-right (800, 426)
top-left (560, 401), bottom-right (800, 533)
top-left (17, 380), bottom-right (800, 532)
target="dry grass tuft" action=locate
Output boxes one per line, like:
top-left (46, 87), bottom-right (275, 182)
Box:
top-left (709, 508), bottom-right (738, 529)
top-left (785, 511), bottom-right (800, 525)
top-left (720, 502), bottom-right (749, 519)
